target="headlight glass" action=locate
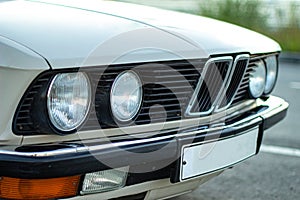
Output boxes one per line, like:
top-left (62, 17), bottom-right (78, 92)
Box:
top-left (264, 56), bottom-right (278, 94)
top-left (110, 71), bottom-right (142, 122)
top-left (249, 61), bottom-right (266, 98)
top-left (47, 72), bottom-right (91, 132)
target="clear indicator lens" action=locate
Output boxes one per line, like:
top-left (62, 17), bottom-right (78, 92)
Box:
top-left (81, 167), bottom-right (129, 194)
top-left (249, 61), bottom-right (266, 98)
top-left (47, 72), bottom-right (91, 132)
top-left (110, 71), bottom-right (142, 122)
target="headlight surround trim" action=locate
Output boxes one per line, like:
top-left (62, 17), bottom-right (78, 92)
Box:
top-left (110, 70), bottom-right (143, 123)
top-left (248, 60), bottom-right (267, 99)
top-left (47, 72), bottom-right (92, 133)
top-left (264, 55), bottom-right (278, 95)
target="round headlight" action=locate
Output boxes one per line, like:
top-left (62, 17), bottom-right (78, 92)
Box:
top-left (264, 56), bottom-right (278, 94)
top-left (110, 71), bottom-right (142, 122)
top-left (249, 61), bottom-right (266, 98)
top-left (47, 72), bottom-right (91, 132)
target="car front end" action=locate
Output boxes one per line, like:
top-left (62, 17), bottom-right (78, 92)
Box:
top-left (0, 0), bottom-right (288, 199)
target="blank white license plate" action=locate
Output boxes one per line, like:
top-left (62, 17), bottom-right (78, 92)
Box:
top-left (180, 128), bottom-right (259, 181)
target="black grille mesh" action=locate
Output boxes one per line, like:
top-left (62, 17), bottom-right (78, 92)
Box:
top-left (82, 60), bottom-right (205, 129)
top-left (191, 61), bottom-right (230, 113)
top-left (14, 59), bottom-right (206, 134)
top-left (219, 59), bottom-right (248, 108)
top-left (231, 58), bottom-right (257, 105)
top-left (13, 55), bottom-right (262, 135)
top-left (136, 61), bottom-right (203, 124)
top-left (14, 73), bottom-right (53, 134)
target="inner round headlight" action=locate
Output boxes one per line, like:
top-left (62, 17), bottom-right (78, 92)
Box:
top-left (110, 71), bottom-right (142, 122)
top-left (249, 61), bottom-right (266, 98)
top-left (47, 72), bottom-right (91, 132)
top-left (264, 56), bottom-right (278, 94)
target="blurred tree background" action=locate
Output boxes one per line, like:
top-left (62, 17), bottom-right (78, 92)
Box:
top-left (198, 0), bottom-right (300, 52)
top-left (199, 0), bottom-right (268, 31)
top-left (115, 0), bottom-right (300, 52)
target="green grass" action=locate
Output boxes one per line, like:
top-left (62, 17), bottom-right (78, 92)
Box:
top-left (199, 0), bottom-right (268, 31)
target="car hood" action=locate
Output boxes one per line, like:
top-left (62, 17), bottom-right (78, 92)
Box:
top-left (0, 0), bottom-right (281, 69)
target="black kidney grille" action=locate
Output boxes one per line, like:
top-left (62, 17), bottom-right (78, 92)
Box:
top-left (218, 59), bottom-right (248, 108)
top-left (191, 61), bottom-right (230, 113)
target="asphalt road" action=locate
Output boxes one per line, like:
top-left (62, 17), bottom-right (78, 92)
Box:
top-left (173, 61), bottom-right (300, 200)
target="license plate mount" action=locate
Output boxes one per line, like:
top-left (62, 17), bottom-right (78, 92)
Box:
top-left (179, 128), bottom-right (259, 181)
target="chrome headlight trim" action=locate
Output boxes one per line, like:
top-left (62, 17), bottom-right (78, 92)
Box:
top-left (47, 72), bottom-right (91, 132)
top-left (110, 70), bottom-right (143, 122)
top-left (264, 56), bottom-right (278, 94)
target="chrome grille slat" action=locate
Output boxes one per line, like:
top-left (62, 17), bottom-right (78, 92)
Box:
top-left (144, 91), bottom-right (191, 97)
top-left (142, 104), bottom-right (185, 109)
top-left (145, 85), bottom-right (192, 92)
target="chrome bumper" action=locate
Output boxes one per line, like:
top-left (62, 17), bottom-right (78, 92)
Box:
top-left (0, 96), bottom-right (288, 179)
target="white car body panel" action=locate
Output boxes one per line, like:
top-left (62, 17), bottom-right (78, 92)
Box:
top-left (0, 36), bottom-right (49, 145)
top-left (0, 0), bottom-right (280, 70)
top-left (0, 35), bottom-right (49, 70)
top-left (42, 0), bottom-right (280, 54)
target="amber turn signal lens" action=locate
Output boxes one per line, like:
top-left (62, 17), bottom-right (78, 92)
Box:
top-left (0, 175), bottom-right (81, 200)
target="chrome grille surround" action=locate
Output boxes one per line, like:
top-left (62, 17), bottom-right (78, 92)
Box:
top-left (215, 54), bottom-right (250, 112)
top-left (185, 56), bottom-right (233, 117)
top-left (185, 54), bottom-right (250, 117)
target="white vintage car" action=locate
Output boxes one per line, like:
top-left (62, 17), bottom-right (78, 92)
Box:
top-left (0, 0), bottom-right (288, 199)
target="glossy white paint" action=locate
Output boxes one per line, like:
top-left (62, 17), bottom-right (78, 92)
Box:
top-left (43, 0), bottom-right (281, 54)
top-left (0, 0), bottom-right (201, 69)
top-left (0, 67), bottom-right (46, 145)
top-left (0, 36), bottom-right (49, 69)
top-left (0, 0), bottom-right (281, 70)
top-left (0, 36), bottom-right (49, 145)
